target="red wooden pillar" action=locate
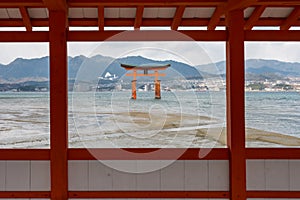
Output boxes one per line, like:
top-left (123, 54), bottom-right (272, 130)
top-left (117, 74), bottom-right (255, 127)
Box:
top-left (132, 80), bottom-right (137, 99)
top-left (132, 70), bottom-right (137, 99)
top-left (49, 10), bottom-right (68, 200)
top-left (226, 9), bottom-right (247, 200)
top-left (155, 80), bottom-right (161, 99)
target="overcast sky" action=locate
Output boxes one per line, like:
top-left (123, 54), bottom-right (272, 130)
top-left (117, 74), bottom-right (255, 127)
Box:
top-left (0, 41), bottom-right (300, 65)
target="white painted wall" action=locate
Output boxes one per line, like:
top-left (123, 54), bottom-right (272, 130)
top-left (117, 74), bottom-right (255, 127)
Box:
top-left (0, 159), bottom-right (299, 194)
top-left (246, 160), bottom-right (300, 191)
top-left (68, 160), bottom-right (229, 191)
top-left (0, 161), bottom-right (50, 191)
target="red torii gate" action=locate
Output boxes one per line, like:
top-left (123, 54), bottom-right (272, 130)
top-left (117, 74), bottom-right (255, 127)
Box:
top-left (121, 63), bottom-right (170, 99)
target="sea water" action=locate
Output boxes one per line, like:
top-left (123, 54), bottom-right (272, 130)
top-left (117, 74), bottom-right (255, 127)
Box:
top-left (0, 91), bottom-right (299, 148)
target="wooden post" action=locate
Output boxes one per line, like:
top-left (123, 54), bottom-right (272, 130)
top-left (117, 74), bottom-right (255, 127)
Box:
top-left (49, 10), bottom-right (68, 200)
top-left (155, 80), bottom-right (161, 99)
top-left (154, 70), bottom-right (161, 99)
top-left (226, 9), bottom-right (247, 200)
top-left (131, 80), bottom-right (137, 99)
top-left (132, 70), bottom-right (137, 99)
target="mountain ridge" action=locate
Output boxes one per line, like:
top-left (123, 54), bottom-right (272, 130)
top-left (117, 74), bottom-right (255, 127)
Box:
top-left (0, 55), bottom-right (300, 83)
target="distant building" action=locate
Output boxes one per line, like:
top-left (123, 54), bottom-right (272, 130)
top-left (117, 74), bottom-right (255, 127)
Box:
top-left (99, 72), bottom-right (118, 81)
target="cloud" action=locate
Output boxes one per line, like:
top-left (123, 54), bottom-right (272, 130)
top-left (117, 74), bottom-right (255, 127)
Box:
top-left (69, 41), bottom-right (224, 65)
top-left (1, 41), bottom-right (300, 66)
top-left (245, 42), bottom-right (300, 63)
top-left (0, 43), bottom-right (48, 65)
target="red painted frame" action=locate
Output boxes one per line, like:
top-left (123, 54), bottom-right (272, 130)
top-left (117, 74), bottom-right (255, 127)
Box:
top-left (0, 1), bottom-right (300, 199)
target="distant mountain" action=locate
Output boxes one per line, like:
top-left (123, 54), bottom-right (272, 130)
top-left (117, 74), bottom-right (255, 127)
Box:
top-left (1, 56), bottom-right (300, 83)
top-left (0, 55), bottom-right (202, 83)
top-left (197, 59), bottom-right (300, 81)
top-left (0, 57), bottom-right (49, 83)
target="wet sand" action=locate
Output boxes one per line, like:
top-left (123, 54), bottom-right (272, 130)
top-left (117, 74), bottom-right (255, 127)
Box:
top-left (197, 127), bottom-right (300, 146)
top-left (107, 111), bottom-right (300, 147)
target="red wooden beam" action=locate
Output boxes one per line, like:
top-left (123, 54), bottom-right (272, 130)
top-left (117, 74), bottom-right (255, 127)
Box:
top-left (171, 5), bottom-right (185, 30)
top-left (244, 5), bottom-right (266, 30)
top-left (0, 30), bottom-right (300, 42)
top-left (0, 31), bottom-right (48, 42)
top-left (19, 6), bottom-right (32, 31)
top-left (0, 149), bottom-right (50, 160)
top-left (68, 17), bottom-right (223, 27)
top-left (68, 0), bottom-right (227, 7)
top-left (49, 10), bottom-right (68, 200)
top-left (245, 30), bottom-right (300, 41)
top-left (255, 0), bottom-right (300, 6)
top-left (280, 6), bottom-right (300, 30)
top-left (0, 17), bottom-right (280, 28)
top-left (134, 5), bottom-right (144, 29)
top-left (98, 5), bottom-right (104, 31)
top-left (176, 30), bottom-right (227, 41)
top-left (0, 19), bottom-right (24, 26)
top-left (68, 148), bottom-right (229, 160)
top-left (256, 18), bottom-right (299, 26)
top-left (2, 17), bottom-right (300, 29)
top-left (0, 191), bottom-right (50, 198)
top-left (69, 191), bottom-right (230, 198)
top-left (53, 17), bottom-right (300, 28)
top-left (246, 148), bottom-right (300, 159)
top-left (226, 0), bottom-right (256, 12)
top-left (247, 191), bottom-right (300, 198)
top-left (43, 0), bottom-right (67, 11)
top-left (0, 0), bottom-right (43, 7)
top-left (207, 6), bottom-right (224, 30)
top-left (226, 8), bottom-right (247, 200)
top-left (67, 30), bottom-right (227, 41)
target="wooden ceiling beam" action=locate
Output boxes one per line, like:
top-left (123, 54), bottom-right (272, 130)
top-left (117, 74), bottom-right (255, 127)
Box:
top-left (2, 18), bottom-right (300, 28)
top-left (98, 5), bottom-right (104, 31)
top-left (43, 0), bottom-right (67, 11)
top-left (134, 5), bottom-right (144, 29)
top-left (171, 5), bottom-right (185, 30)
top-left (0, 30), bottom-right (300, 42)
top-left (67, 30), bottom-right (227, 41)
top-left (280, 6), bottom-right (300, 30)
top-left (0, 0), bottom-right (43, 7)
top-left (19, 6), bottom-right (32, 31)
top-left (244, 5), bottom-right (266, 30)
top-left (207, 6), bottom-right (224, 30)
top-left (0, 31), bottom-right (48, 42)
top-left (226, 0), bottom-right (257, 12)
top-left (256, 0), bottom-right (300, 6)
top-left (245, 30), bottom-right (300, 41)
top-left (68, 0), bottom-right (226, 7)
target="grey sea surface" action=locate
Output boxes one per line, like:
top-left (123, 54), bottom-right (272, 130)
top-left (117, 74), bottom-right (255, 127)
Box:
top-left (0, 91), bottom-right (299, 148)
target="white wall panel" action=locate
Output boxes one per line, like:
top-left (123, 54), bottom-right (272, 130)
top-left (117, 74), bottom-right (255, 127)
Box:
top-left (110, 160), bottom-right (137, 190)
top-left (69, 160), bottom-right (231, 191)
top-left (136, 160), bottom-right (160, 190)
top-left (208, 160), bottom-right (229, 191)
top-left (69, 161), bottom-right (88, 191)
top-left (246, 160), bottom-right (266, 190)
top-left (161, 160), bottom-right (185, 190)
top-left (289, 160), bottom-right (300, 191)
top-left (88, 160), bottom-right (113, 191)
top-left (265, 160), bottom-right (289, 190)
top-left (0, 161), bottom-right (5, 191)
top-left (31, 161), bottom-right (50, 191)
top-left (185, 160), bottom-right (208, 190)
top-left (6, 161), bottom-right (30, 191)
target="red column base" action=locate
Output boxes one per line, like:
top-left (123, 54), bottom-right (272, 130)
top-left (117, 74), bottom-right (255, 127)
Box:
top-left (155, 80), bottom-right (161, 99)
